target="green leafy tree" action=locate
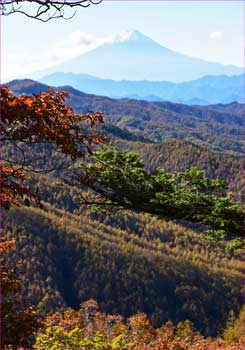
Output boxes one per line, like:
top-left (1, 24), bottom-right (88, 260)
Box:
top-left (77, 146), bottom-right (244, 244)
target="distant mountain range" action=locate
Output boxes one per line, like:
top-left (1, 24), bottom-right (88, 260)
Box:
top-left (41, 72), bottom-right (245, 105)
top-left (38, 30), bottom-right (243, 82)
top-left (6, 79), bottom-right (244, 155)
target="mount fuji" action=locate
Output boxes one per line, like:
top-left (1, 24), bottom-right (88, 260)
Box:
top-left (39, 30), bottom-right (243, 82)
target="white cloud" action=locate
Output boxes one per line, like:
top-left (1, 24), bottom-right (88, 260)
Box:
top-left (3, 30), bottom-right (134, 80)
top-left (4, 31), bottom-right (105, 80)
top-left (54, 32), bottom-right (96, 59)
top-left (209, 31), bottom-right (224, 40)
top-left (68, 31), bottom-right (93, 46)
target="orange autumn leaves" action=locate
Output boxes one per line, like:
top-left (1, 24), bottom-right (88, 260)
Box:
top-left (0, 86), bottom-right (105, 209)
top-left (35, 299), bottom-right (245, 350)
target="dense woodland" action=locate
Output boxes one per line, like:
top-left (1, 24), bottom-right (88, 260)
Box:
top-left (1, 81), bottom-right (244, 349)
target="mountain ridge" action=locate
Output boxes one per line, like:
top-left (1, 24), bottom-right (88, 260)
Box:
top-left (40, 72), bottom-right (245, 105)
top-left (5, 78), bottom-right (244, 155)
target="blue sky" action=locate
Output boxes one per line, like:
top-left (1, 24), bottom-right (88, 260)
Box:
top-left (2, 0), bottom-right (244, 80)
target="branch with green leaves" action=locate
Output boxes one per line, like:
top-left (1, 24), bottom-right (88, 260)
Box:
top-left (76, 146), bottom-right (244, 246)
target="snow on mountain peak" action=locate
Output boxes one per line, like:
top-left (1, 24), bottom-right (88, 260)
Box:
top-left (113, 30), bottom-right (149, 43)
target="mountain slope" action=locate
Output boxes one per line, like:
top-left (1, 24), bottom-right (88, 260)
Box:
top-left (115, 139), bottom-right (243, 201)
top-left (4, 203), bottom-right (243, 337)
top-left (41, 72), bottom-right (245, 105)
top-left (38, 30), bottom-right (243, 82)
top-left (6, 79), bottom-right (244, 154)
top-left (2, 78), bottom-right (244, 339)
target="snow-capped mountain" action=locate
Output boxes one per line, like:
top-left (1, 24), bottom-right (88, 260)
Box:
top-left (38, 30), bottom-right (243, 82)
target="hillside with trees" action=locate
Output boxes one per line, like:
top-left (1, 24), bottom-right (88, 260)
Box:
top-left (3, 202), bottom-right (244, 338)
top-left (7, 79), bottom-right (244, 154)
top-left (1, 82), bottom-right (244, 349)
top-left (3, 1), bottom-right (244, 349)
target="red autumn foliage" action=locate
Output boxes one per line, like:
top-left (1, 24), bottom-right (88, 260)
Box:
top-left (0, 240), bottom-right (41, 349)
top-left (0, 86), bottom-right (105, 209)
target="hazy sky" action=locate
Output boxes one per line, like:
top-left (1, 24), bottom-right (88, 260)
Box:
top-left (2, 0), bottom-right (244, 80)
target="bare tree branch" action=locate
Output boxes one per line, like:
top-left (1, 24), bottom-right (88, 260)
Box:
top-left (0, 0), bottom-right (102, 21)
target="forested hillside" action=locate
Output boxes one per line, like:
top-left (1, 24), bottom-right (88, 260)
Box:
top-left (2, 0), bottom-right (245, 347)
top-left (2, 80), bottom-right (244, 346)
top-left (2, 140), bottom-right (244, 338)
top-left (7, 79), bottom-right (244, 154)
top-left (115, 140), bottom-right (244, 201)
top-left (3, 201), bottom-right (244, 337)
